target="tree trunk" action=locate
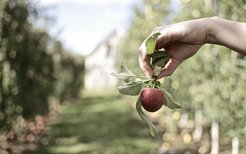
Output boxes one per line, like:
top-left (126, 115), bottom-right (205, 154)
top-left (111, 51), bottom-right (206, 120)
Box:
top-left (179, 113), bottom-right (188, 128)
top-left (193, 109), bottom-right (203, 142)
top-left (210, 121), bottom-right (219, 154)
top-left (232, 136), bottom-right (239, 154)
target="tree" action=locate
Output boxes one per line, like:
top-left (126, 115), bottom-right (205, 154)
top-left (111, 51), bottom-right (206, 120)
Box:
top-left (0, 1), bottom-right (85, 149)
top-left (119, 0), bottom-right (246, 153)
top-left (173, 0), bottom-right (246, 153)
top-left (119, 0), bottom-right (171, 74)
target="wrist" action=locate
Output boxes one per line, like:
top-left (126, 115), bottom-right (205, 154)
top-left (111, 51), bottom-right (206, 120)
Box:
top-left (203, 16), bottom-right (222, 44)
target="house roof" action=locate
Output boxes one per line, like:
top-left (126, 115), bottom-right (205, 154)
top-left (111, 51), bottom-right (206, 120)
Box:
top-left (87, 28), bottom-right (125, 57)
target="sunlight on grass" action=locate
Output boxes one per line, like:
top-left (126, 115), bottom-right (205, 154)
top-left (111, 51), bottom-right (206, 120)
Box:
top-left (54, 137), bottom-right (78, 145)
top-left (82, 88), bottom-right (118, 97)
top-left (49, 142), bottom-right (102, 154)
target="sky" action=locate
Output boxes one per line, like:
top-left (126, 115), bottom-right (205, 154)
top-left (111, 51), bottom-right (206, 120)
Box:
top-left (37, 0), bottom-right (138, 56)
top-left (37, 0), bottom-right (180, 56)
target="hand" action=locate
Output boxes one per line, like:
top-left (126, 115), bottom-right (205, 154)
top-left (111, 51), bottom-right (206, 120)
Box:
top-left (139, 18), bottom-right (208, 78)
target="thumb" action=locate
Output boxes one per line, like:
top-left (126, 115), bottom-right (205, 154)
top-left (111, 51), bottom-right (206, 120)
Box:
top-left (158, 58), bottom-right (181, 78)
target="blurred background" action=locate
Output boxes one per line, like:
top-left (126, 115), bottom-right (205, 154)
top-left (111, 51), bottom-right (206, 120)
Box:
top-left (0, 0), bottom-right (245, 154)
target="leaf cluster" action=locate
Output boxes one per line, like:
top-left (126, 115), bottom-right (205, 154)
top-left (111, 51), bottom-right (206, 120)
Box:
top-left (112, 33), bottom-right (180, 137)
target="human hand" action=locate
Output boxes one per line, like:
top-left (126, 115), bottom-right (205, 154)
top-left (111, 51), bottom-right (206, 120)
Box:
top-left (139, 18), bottom-right (209, 78)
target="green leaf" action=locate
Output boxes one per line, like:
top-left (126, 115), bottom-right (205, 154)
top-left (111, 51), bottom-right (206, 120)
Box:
top-left (162, 88), bottom-right (181, 109)
top-left (136, 95), bottom-right (158, 137)
top-left (145, 32), bottom-right (161, 55)
top-left (118, 81), bottom-right (143, 96)
top-left (111, 63), bottom-right (136, 82)
top-left (151, 51), bottom-right (170, 68)
top-left (150, 50), bottom-right (170, 76)
top-left (155, 80), bottom-right (161, 88)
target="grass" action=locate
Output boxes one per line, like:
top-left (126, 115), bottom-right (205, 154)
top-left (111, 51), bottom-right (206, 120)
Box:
top-left (30, 91), bottom-right (160, 154)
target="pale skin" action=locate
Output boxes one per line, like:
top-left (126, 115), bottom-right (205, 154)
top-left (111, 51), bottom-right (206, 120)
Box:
top-left (138, 16), bottom-right (246, 78)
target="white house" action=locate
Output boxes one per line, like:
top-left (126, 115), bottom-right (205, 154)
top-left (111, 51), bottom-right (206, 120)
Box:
top-left (85, 29), bottom-right (125, 90)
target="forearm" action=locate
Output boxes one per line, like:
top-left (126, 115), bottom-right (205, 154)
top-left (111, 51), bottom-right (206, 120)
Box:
top-left (205, 17), bottom-right (246, 55)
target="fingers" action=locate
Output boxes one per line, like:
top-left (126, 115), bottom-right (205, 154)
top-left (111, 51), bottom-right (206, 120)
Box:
top-left (138, 25), bottom-right (175, 78)
top-left (138, 45), bottom-right (154, 77)
top-left (158, 58), bottom-right (181, 78)
top-left (138, 42), bottom-right (182, 78)
top-left (156, 28), bottom-right (177, 50)
top-left (139, 41), bottom-right (182, 79)
top-left (138, 26), bottom-right (165, 77)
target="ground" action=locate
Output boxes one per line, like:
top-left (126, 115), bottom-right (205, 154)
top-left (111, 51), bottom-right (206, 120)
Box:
top-left (29, 91), bottom-right (160, 154)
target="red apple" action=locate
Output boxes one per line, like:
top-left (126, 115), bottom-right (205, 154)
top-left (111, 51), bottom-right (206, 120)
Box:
top-left (140, 88), bottom-right (164, 112)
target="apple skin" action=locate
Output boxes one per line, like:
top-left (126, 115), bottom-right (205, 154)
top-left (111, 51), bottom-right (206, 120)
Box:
top-left (140, 88), bottom-right (164, 112)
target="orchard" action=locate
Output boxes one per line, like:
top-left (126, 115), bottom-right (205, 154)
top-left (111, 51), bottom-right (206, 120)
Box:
top-left (0, 0), bottom-right (245, 154)
top-left (118, 0), bottom-right (246, 153)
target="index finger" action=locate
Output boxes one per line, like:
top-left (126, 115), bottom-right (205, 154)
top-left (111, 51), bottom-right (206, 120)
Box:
top-left (138, 44), bottom-right (154, 77)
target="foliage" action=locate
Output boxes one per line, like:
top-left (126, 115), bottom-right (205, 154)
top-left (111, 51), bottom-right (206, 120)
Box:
top-left (1, 1), bottom-right (54, 117)
top-left (118, 0), bottom-right (246, 152)
top-left (119, 0), bottom-right (171, 74)
top-left (0, 0), bottom-right (85, 151)
top-left (52, 41), bottom-right (85, 101)
top-left (114, 34), bottom-right (181, 136)
top-left (175, 0), bottom-right (246, 143)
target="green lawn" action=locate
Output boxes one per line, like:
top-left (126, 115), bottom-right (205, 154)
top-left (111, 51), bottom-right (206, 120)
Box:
top-left (32, 91), bottom-right (160, 154)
